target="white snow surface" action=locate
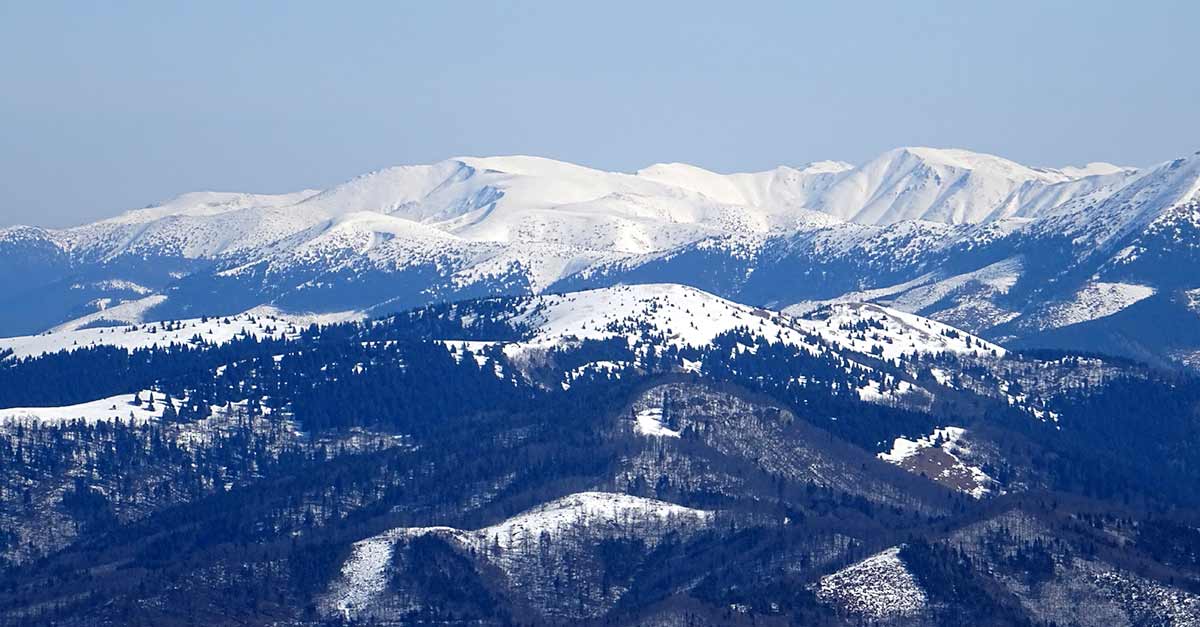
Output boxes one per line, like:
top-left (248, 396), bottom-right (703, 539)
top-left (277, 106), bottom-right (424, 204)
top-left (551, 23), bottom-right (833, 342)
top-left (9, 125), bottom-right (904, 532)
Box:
top-left (784, 256), bottom-right (1024, 330)
top-left (49, 294), bottom-right (169, 333)
top-left (500, 284), bottom-right (1004, 362)
top-left (42, 148), bottom-right (1155, 262)
top-left (1032, 282), bottom-right (1156, 331)
top-left (0, 308), bottom-right (363, 360)
top-left (324, 492), bottom-right (712, 620)
top-left (803, 302), bottom-right (1007, 360)
top-left (472, 492), bottom-right (712, 549)
top-left (510, 284), bottom-right (815, 351)
top-left (1055, 162), bottom-right (1135, 179)
top-left (109, 190), bottom-right (321, 224)
top-left (1031, 152), bottom-right (1200, 250)
top-left (50, 154), bottom-right (853, 280)
top-left (0, 391), bottom-right (168, 427)
top-left (633, 407), bottom-right (681, 438)
top-left (18, 147), bottom-right (1181, 311)
top-left (326, 527), bottom-right (426, 620)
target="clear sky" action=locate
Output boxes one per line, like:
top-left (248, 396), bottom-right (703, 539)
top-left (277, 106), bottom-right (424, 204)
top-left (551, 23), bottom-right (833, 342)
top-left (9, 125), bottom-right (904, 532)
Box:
top-left (1, 0), bottom-right (1196, 228)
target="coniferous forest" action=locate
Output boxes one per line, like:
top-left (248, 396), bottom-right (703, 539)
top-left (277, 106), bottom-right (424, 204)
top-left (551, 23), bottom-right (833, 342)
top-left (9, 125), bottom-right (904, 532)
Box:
top-left (0, 295), bottom-right (1199, 625)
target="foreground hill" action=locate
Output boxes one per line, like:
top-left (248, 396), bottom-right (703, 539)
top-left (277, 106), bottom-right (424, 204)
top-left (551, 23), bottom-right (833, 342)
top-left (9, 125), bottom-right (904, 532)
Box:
top-left (0, 282), bottom-right (1197, 624)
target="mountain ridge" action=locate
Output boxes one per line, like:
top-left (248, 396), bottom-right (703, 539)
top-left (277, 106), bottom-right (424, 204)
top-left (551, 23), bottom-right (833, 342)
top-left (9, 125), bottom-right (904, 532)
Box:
top-left (2, 147), bottom-right (1198, 369)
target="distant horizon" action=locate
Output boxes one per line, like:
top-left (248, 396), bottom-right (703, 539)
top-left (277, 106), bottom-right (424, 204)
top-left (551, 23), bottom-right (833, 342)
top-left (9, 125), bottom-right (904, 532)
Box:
top-left (2, 143), bottom-right (1184, 231)
top-left (2, 1), bottom-right (1196, 228)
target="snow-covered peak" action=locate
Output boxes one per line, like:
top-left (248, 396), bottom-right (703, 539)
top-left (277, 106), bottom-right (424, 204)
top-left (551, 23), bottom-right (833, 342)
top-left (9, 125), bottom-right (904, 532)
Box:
top-left (475, 492), bottom-right (712, 544)
top-left (797, 160), bottom-right (856, 175)
top-left (633, 160), bottom-right (849, 214)
top-left (1054, 162), bottom-right (1136, 179)
top-left (18, 147), bottom-right (1173, 271)
top-left (106, 190), bottom-right (320, 225)
top-left (454, 154), bottom-right (609, 179)
top-left (466, 284), bottom-right (1007, 363)
top-left (1143, 152), bottom-right (1200, 206)
top-left (321, 211), bottom-right (463, 243)
top-left (812, 147), bottom-right (1076, 225)
top-left (634, 161), bottom-right (732, 196)
top-left (802, 302), bottom-right (1008, 360)
top-left (889, 147), bottom-right (1066, 182)
top-left (0, 224), bottom-right (58, 245)
top-left (510, 283), bottom-right (809, 350)
top-left (1033, 151), bottom-right (1200, 248)
top-left (295, 159), bottom-right (476, 220)
top-left (804, 147), bottom-right (1152, 227)
top-left (289, 156), bottom-right (782, 254)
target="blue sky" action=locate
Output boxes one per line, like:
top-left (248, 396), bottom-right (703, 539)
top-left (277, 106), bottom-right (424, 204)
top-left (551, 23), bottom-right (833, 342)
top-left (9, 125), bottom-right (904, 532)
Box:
top-left (1, 1), bottom-right (1196, 227)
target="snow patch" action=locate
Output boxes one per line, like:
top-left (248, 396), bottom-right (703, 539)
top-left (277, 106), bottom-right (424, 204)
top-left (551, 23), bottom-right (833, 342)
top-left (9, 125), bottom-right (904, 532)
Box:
top-left (323, 492), bottom-right (711, 620)
top-left (0, 390), bottom-right (171, 427)
top-left (50, 294), bottom-right (168, 333)
top-left (817, 547), bottom-right (927, 619)
top-left (1034, 282), bottom-right (1156, 330)
top-left (879, 426), bottom-right (994, 498)
top-left (633, 407), bottom-right (681, 438)
top-left (804, 302), bottom-right (1007, 360)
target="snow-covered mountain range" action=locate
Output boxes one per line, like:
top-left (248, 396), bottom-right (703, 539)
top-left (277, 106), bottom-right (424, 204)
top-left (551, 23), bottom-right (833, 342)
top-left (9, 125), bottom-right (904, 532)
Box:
top-left (2, 146), bottom-right (1198, 367)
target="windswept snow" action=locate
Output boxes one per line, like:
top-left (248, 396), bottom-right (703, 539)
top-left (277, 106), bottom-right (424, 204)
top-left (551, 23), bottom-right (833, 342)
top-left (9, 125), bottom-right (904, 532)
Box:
top-left (1032, 152), bottom-right (1200, 251)
top-left (330, 532), bottom-right (395, 619)
top-left (325, 527), bottom-right (440, 620)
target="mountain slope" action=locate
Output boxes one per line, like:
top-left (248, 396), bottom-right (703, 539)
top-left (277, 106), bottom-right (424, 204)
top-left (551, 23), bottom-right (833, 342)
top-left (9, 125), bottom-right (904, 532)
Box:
top-left (3, 290), bottom-right (1199, 625)
top-left (5, 147), bottom-right (1200, 369)
top-left (399, 283), bottom-right (1005, 365)
top-left (556, 151), bottom-right (1200, 367)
